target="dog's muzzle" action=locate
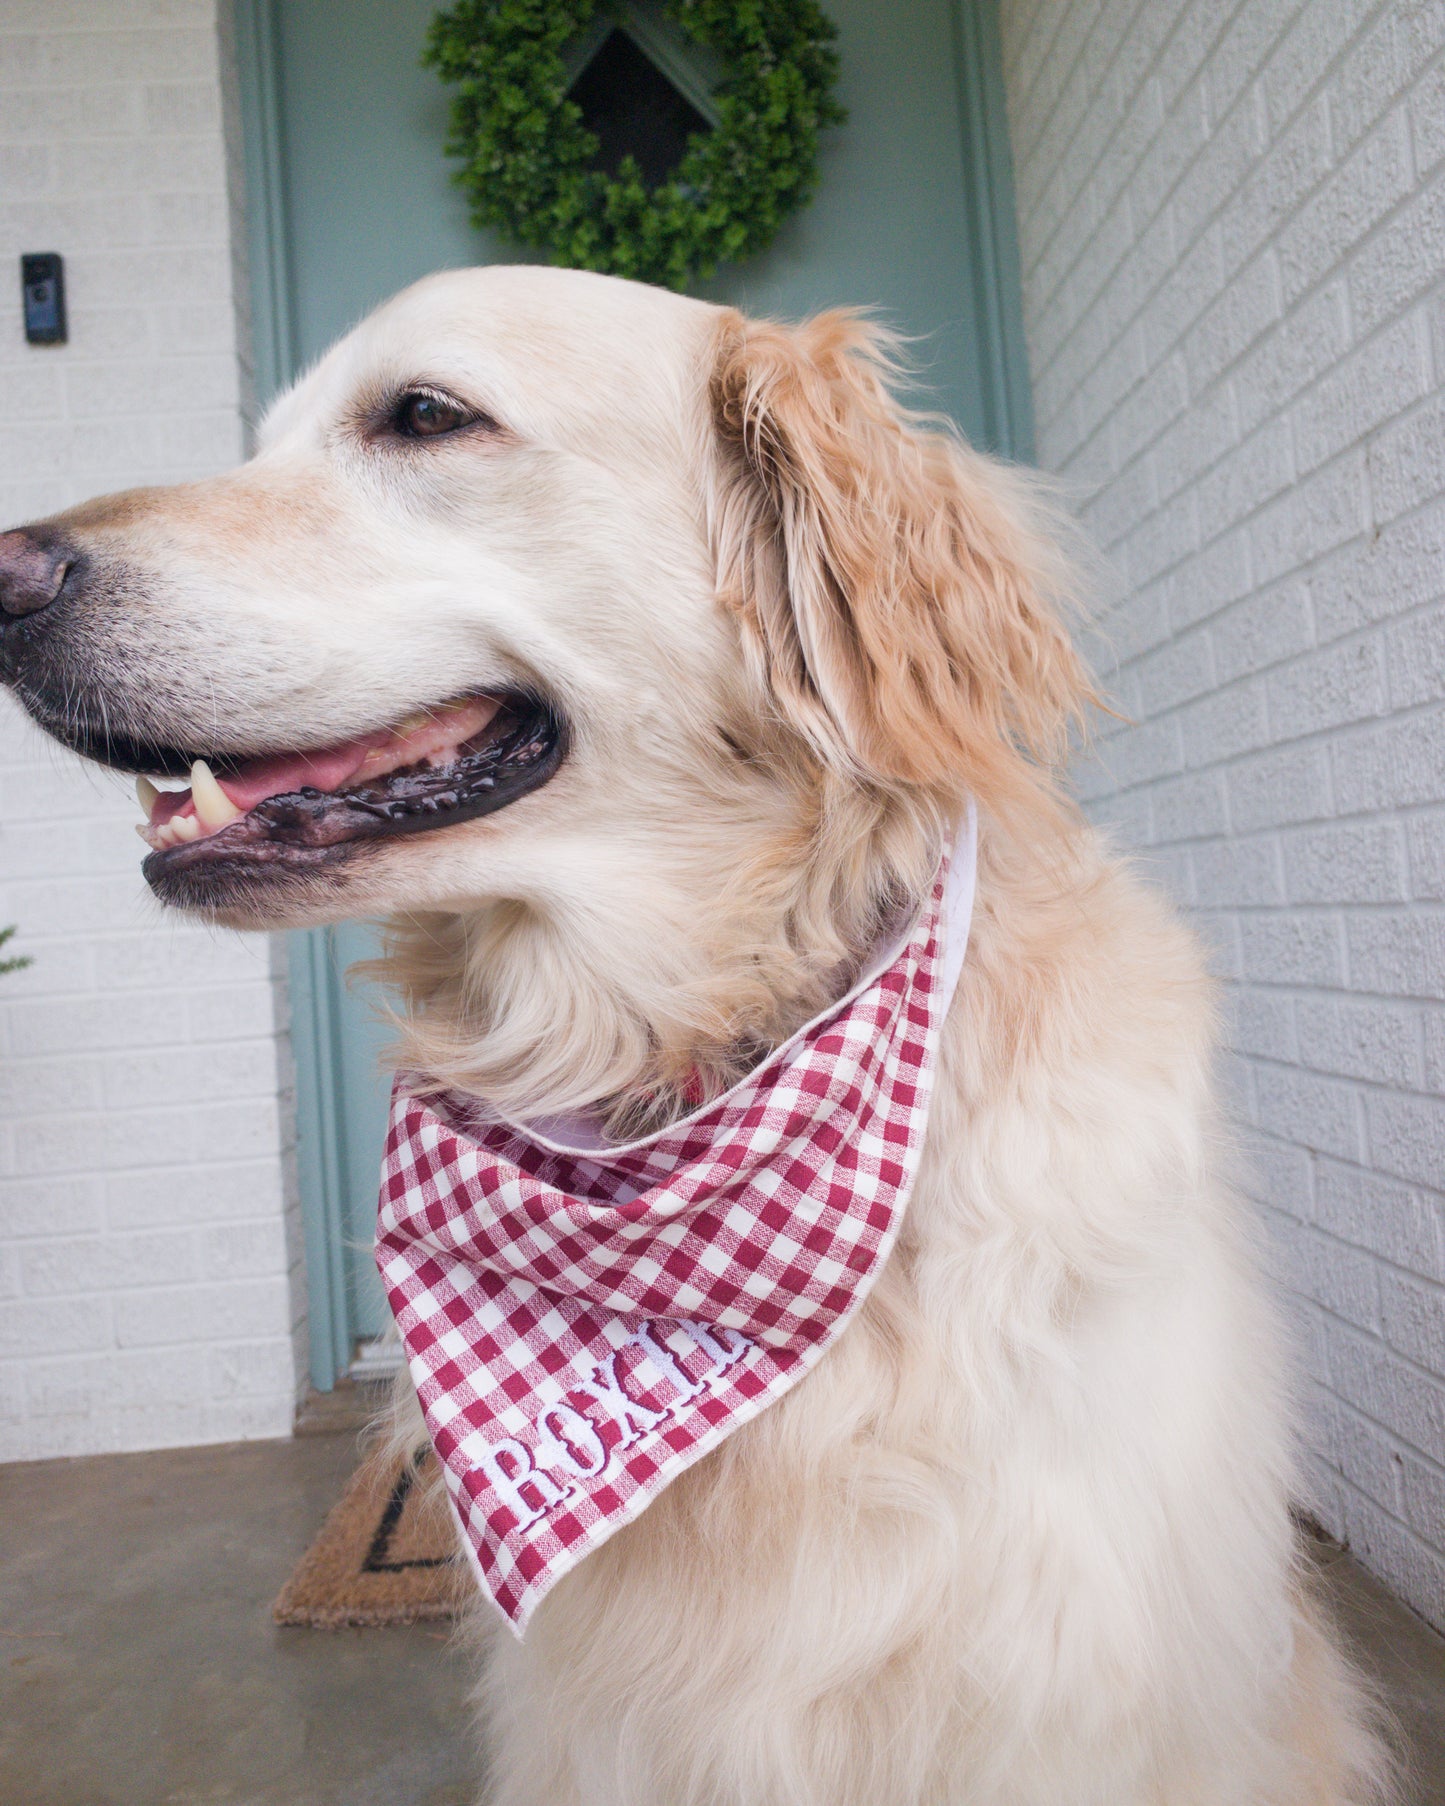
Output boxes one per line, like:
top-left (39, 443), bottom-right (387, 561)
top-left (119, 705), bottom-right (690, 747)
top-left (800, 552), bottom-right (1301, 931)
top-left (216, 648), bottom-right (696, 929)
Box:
top-left (0, 513), bottom-right (567, 913)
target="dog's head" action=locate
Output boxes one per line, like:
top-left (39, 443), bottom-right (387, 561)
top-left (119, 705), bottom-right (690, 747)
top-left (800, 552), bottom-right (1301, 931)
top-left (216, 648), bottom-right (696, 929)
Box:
top-left (0, 267), bottom-right (1088, 1111)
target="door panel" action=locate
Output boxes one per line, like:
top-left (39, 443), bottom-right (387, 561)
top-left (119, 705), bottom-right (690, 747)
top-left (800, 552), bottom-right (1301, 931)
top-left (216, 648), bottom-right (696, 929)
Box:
top-left (272, 0), bottom-right (1011, 440)
top-left (242, 0), bottom-right (1029, 1385)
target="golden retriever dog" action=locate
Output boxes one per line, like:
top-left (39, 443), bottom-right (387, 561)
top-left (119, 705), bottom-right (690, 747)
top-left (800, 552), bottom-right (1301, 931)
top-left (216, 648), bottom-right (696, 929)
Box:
top-left (0, 266), bottom-right (1388, 1804)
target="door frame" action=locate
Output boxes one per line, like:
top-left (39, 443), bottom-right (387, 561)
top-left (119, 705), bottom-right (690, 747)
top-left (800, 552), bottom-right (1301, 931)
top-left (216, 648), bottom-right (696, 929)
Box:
top-left (235, 0), bottom-right (357, 1391)
top-left (230, 0), bottom-right (1033, 1391)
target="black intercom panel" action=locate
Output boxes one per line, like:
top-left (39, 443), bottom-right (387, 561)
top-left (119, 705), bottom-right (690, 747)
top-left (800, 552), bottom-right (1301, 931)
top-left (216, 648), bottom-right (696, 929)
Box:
top-left (22, 253), bottom-right (66, 345)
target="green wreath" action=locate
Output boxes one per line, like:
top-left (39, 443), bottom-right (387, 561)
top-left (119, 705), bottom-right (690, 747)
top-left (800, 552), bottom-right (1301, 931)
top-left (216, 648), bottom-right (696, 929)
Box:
top-left (425, 0), bottom-right (845, 290)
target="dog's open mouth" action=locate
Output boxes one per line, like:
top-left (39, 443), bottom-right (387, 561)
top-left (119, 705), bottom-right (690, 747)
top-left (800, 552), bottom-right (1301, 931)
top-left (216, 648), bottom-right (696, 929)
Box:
top-left (132, 693), bottom-right (563, 885)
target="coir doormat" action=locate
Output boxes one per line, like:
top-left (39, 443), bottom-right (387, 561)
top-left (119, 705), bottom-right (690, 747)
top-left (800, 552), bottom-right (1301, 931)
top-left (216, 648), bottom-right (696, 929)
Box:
top-left (273, 1444), bottom-right (466, 1629)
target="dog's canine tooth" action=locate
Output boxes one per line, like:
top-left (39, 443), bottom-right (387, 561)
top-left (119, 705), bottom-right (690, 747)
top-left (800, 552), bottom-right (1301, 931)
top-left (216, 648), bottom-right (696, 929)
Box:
top-left (135, 775), bottom-right (159, 818)
top-left (190, 759), bottom-right (242, 831)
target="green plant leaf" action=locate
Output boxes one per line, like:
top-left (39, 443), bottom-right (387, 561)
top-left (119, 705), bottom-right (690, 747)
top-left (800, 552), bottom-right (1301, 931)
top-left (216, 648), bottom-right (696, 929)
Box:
top-left (425, 0), bottom-right (844, 289)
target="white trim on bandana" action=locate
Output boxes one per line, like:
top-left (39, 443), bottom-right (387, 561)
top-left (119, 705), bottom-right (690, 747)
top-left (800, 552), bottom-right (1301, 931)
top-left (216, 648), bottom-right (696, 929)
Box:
top-left (375, 803), bottom-right (977, 1633)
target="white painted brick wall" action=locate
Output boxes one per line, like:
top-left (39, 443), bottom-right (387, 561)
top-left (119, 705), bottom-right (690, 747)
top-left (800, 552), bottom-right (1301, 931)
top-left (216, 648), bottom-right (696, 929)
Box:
top-left (1000, 0), bottom-right (1445, 1628)
top-left (0, 0), bottom-right (302, 1459)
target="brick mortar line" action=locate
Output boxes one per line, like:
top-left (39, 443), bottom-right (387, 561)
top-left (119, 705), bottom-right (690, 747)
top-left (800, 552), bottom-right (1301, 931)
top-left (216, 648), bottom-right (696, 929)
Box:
top-left (1222, 986), bottom-right (1410, 1031)
top-left (1196, 898), bottom-right (1445, 921)
top-left (2, 1226), bottom-right (295, 1248)
top-left (0, 27), bottom-right (217, 44)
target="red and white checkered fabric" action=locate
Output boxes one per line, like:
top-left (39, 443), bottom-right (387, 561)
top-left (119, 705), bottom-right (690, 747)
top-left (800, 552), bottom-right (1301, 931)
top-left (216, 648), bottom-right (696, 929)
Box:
top-left (376, 808), bottom-right (976, 1633)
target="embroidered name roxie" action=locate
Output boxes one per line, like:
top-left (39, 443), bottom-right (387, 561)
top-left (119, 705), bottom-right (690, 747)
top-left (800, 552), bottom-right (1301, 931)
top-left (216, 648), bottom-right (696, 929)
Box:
top-left (459, 1319), bottom-right (750, 1532)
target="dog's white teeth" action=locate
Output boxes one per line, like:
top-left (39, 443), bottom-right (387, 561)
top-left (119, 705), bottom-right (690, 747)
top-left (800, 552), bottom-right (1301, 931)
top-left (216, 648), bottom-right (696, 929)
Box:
top-left (135, 776), bottom-right (160, 819)
top-left (135, 823), bottom-right (153, 844)
top-left (190, 759), bottom-right (242, 831)
top-left (170, 812), bottom-right (202, 843)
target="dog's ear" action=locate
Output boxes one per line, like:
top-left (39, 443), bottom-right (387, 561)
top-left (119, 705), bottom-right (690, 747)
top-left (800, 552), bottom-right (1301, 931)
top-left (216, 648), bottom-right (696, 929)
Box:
top-left (709, 309), bottom-right (1092, 808)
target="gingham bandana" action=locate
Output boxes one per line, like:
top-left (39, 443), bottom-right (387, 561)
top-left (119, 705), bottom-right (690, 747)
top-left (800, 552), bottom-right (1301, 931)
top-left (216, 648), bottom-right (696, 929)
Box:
top-left (376, 805), bottom-right (976, 1633)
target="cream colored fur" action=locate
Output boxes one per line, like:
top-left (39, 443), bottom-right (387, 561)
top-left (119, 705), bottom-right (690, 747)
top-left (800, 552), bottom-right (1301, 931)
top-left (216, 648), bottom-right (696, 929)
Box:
top-left (19, 267), bottom-right (1389, 1803)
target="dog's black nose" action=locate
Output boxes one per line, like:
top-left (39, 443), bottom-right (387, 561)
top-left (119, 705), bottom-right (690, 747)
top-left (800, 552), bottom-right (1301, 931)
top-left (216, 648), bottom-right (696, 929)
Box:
top-left (0, 527), bottom-right (72, 619)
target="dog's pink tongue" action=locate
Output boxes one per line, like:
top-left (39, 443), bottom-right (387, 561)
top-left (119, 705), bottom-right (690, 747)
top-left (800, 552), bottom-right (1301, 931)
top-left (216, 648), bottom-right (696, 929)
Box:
top-left (145, 698), bottom-right (504, 831)
top-left (217, 740), bottom-right (377, 812)
top-left (148, 737), bottom-right (377, 826)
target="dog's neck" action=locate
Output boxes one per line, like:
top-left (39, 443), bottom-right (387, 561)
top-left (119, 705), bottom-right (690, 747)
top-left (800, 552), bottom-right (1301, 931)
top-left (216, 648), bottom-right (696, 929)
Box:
top-left (376, 791), bottom-right (947, 1133)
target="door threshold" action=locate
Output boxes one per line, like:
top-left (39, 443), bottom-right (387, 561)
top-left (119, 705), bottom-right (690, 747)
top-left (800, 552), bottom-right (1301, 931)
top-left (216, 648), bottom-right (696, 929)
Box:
top-left (349, 1335), bottom-right (405, 1382)
top-left (294, 1375), bottom-right (392, 1435)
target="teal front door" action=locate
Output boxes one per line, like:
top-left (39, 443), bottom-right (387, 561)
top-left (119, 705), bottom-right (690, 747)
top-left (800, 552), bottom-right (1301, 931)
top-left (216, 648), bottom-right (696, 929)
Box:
top-left (235, 0), bottom-right (1031, 1389)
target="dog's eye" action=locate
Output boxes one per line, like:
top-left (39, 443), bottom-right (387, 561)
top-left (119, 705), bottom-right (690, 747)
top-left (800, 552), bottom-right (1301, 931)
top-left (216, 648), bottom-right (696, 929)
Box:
top-left (392, 391), bottom-right (474, 439)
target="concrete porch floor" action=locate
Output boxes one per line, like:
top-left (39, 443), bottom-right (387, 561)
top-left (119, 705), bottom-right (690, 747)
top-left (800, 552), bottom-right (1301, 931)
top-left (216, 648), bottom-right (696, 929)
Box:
top-left (2, 1430), bottom-right (1444, 1806)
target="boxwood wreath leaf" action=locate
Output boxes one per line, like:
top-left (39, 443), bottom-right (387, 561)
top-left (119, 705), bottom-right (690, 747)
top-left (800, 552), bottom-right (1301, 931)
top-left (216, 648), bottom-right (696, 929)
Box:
top-left (424, 0), bottom-right (846, 290)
